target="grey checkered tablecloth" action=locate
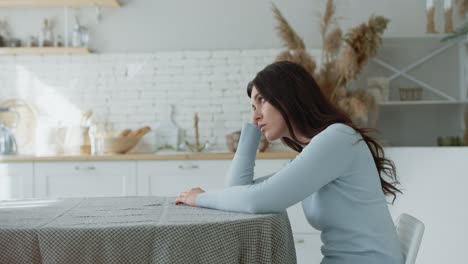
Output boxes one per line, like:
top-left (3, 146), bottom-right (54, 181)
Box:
top-left (0, 196), bottom-right (296, 264)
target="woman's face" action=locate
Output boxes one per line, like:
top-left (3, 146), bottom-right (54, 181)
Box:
top-left (250, 86), bottom-right (289, 141)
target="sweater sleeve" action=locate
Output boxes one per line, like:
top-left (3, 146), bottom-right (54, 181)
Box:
top-left (224, 123), bottom-right (261, 187)
top-left (196, 124), bottom-right (358, 214)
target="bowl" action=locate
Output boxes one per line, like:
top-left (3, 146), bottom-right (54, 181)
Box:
top-left (226, 131), bottom-right (269, 152)
top-left (102, 136), bottom-right (140, 154)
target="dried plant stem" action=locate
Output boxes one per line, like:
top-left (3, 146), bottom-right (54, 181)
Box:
top-left (276, 49), bottom-right (317, 78)
top-left (427, 7), bottom-right (437, 33)
top-left (464, 108), bottom-right (468, 145)
top-left (323, 27), bottom-right (342, 63)
top-left (457, 0), bottom-right (468, 17)
top-left (272, 3), bottom-right (317, 78)
top-left (271, 3), bottom-right (305, 50)
top-left (321, 0), bottom-right (337, 60)
top-left (445, 8), bottom-right (454, 33)
top-left (330, 76), bottom-right (346, 103)
top-left (270, 3), bottom-right (388, 127)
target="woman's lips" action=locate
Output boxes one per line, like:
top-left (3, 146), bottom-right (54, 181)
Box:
top-left (259, 124), bottom-right (266, 132)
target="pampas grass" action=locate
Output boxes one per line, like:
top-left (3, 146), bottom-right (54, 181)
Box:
top-left (427, 6), bottom-right (437, 33)
top-left (321, 0), bottom-right (335, 33)
top-left (457, 0), bottom-right (468, 17)
top-left (271, 0), bottom-right (388, 126)
top-left (272, 3), bottom-right (305, 50)
top-left (324, 28), bottom-right (342, 61)
top-left (316, 61), bottom-right (340, 99)
top-left (339, 16), bottom-right (389, 82)
top-left (272, 3), bottom-right (317, 77)
top-left (337, 89), bottom-right (378, 126)
top-left (445, 7), bottom-right (455, 33)
top-left (321, 1), bottom-right (337, 49)
top-left (276, 49), bottom-right (317, 77)
top-left (335, 47), bottom-right (358, 85)
top-left (464, 108), bottom-right (468, 145)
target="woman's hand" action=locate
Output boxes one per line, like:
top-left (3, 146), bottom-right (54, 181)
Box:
top-left (175, 187), bottom-right (205, 206)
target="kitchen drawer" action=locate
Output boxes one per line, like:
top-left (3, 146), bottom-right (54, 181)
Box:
top-left (34, 161), bottom-right (136, 198)
top-left (137, 160), bottom-right (230, 196)
top-left (293, 232), bottom-right (323, 264)
top-left (0, 162), bottom-right (33, 200)
top-left (254, 159), bottom-right (291, 177)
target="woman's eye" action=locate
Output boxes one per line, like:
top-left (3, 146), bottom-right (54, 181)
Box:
top-left (259, 97), bottom-right (265, 104)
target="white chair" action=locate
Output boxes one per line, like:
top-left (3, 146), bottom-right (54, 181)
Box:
top-left (395, 213), bottom-right (425, 264)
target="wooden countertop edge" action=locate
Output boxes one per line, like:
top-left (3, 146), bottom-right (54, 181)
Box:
top-left (0, 152), bottom-right (298, 162)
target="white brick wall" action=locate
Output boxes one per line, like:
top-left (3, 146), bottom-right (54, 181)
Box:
top-left (0, 48), bottom-right (322, 154)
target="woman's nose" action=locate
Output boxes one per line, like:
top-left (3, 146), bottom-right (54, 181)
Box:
top-left (253, 109), bottom-right (262, 122)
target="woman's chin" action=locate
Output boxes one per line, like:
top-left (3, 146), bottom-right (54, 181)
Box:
top-left (263, 132), bottom-right (277, 141)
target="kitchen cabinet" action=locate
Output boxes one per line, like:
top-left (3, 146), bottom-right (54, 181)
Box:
top-left (34, 161), bottom-right (136, 198)
top-left (293, 233), bottom-right (323, 264)
top-left (0, 0), bottom-right (120, 55)
top-left (0, 162), bottom-right (33, 200)
top-left (0, 0), bottom-right (120, 8)
top-left (137, 160), bottom-right (230, 196)
top-left (0, 47), bottom-right (89, 55)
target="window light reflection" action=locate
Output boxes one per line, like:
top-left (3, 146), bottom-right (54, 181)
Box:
top-left (0, 199), bottom-right (59, 209)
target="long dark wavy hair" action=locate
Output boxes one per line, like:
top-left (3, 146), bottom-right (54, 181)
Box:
top-left (247, 61), bottom-right (401, 203)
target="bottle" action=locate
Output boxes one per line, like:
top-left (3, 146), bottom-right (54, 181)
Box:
top-left (0, 20), bottom-right (5, 47)
top-left (39, 19), bottom-right (53, 47)
top-left (80, 26), bottom-right (90, 48)
top-left (0, 19), bottom-right (11, 47)
top-left (72, 24), bottom-right (82, 47)
top-left (26, 36), bottom-right (38, 47)
top-left (54, 34), bottom-right (63, 47)
top-left (89, 123), bottom-right (105, 155)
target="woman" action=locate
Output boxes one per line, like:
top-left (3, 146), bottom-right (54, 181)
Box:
top-left (176, 61), bottom-right (403, 264)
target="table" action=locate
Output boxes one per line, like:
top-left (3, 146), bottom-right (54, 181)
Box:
top-left (0, 196), bottom-right (296, 264)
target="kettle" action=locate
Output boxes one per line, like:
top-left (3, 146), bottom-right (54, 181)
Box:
top-left (0, 107), bottom-right (19, 155)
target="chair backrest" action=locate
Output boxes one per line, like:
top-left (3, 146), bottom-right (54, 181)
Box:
top-left (395, 213), bottom-right (425, 264)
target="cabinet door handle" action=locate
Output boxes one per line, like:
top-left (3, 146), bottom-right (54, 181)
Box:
top-left (178, 164), bottom-right (199, 170)
top-left (294, 238), bottom-right (305, 244)
top-left (75, 166), bottom-right (96, 171)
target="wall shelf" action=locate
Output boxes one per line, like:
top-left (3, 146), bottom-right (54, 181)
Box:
top-left (0, 0), bottom-right (120, 8)
top-left (378, 100), bottom-right (468, 106)
top-left (0, 47), bottom-right (90, 55)
top-left (359, 37), bottom-right (468, 146)
top-left (372, 39), bottom-right (460, 102)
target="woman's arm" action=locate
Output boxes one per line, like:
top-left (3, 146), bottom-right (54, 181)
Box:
top-left (175, 123), bottom-right (269, 207)
top-left (196, 124), bottom-right (358, 214)
top-left (224, 123), bottom-right (261, 187)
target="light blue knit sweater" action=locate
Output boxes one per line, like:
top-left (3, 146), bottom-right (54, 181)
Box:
top-left (196, 123), bottom-right (403, 264)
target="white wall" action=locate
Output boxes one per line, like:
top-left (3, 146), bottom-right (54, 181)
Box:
top-left (0, 1), bottom-right (466, 151)
top-left (386, 147), bottom-right (468, 264)
top-left (0, 48), bottom-right (323, 154)
top-left (0, 0), bottom-right (461, 52)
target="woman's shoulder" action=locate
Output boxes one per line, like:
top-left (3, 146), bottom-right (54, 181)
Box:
top-left (321, 123), bottom-right (360, 139)
top-left (298, 123), bottom-right (363, 160)
top-left (300, 123), bottom-right (363, 153)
